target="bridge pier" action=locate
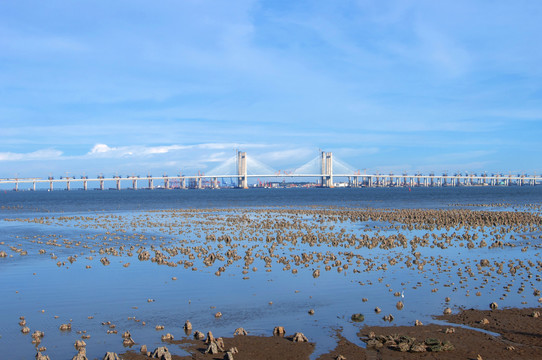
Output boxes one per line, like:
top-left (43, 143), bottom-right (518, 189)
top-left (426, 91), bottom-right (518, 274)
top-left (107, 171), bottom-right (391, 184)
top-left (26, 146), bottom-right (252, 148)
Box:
top-left (148, 176), bottom-right (153, 190)
top-left (66, 178), bottom-right (71, 191)
top-left (132, 178), bottom-right (137, 190)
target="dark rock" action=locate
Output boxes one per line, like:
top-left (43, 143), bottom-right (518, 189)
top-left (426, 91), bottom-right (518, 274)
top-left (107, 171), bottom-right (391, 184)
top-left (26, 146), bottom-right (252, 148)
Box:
top-left (350, 313), bottom-right (364, 322)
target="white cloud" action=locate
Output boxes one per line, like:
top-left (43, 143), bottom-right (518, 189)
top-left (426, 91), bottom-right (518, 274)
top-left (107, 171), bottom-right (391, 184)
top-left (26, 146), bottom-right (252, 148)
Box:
top-left (89, 144), bottom-right (113, 154)
top-left (86, 143), bottom-right (189, 158)
top-left (85, 142), bottom-right (273, 159)
top-left (0, 149), bottom-right (63, 161)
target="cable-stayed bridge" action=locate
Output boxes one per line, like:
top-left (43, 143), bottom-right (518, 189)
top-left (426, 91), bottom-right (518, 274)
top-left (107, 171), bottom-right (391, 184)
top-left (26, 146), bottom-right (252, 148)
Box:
top-left (0, 151), bottom-right (540, 191)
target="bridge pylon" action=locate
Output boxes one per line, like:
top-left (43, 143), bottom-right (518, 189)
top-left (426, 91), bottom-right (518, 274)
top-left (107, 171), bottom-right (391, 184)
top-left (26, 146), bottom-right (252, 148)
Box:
top-left (237, 151), bottom-right (248, 189)
top-left (320, 151), bottom-right (333, 188)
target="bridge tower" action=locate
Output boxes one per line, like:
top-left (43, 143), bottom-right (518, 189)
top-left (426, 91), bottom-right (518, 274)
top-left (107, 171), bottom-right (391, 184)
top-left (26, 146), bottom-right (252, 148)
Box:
top-left (237, 151), bottom-right (248, 189)
top-left (320, 151), bottom-right (334, 188)
top-left (326, 152), bottom-right (333, 187)
top-left (321, 151), bottom-right (326, 187)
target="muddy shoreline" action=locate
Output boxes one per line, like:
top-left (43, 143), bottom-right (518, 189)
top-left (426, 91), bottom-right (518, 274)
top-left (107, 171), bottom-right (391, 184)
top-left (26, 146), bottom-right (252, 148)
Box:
top-left (113, 307), bottom-right (542, 360)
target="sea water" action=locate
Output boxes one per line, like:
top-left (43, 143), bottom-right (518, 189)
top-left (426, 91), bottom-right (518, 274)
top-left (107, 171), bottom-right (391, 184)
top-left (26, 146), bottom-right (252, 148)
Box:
top-left (0, 187), bottom-right (541, 359)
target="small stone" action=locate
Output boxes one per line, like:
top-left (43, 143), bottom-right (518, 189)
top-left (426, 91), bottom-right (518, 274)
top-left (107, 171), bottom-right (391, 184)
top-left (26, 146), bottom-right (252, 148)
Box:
top-left (374, 307), bottom-right (381, 314)
top-left (193, 331), bottom-right (205, 340)
top-left (183, 320), bottom-right (192, 331)
top-left (31, 330), bottom-right (44, 339)
top-left (161, 333), bottom-right (174, 341)
top-left (234, 327), bottom-right (248, 336)
top-left (216, 337), bottom-right (225, 351)
top-left (215, 312), bottom-right (222, 318)
top-left (205, 331), bottom-right (215, 344)
top-left (71, 350), bottom-right (88, 360)
top-left (308, 309), bottom-right (315, 315)
top-left (410, 343), bottom-right (427, 353)
top-left (383, 314), bottom-right (394, 322)
top-left (415, 319), bottom-right (423, 326)
top-left (205, 342), bottom-right (219, 354)
top-left (366, 339), bottom-right (383, 349)
top-left (396, 301), bottom-right (404, 310)
top-left (102, 352), bottom-right (120, 360)
top-left (123, 336), bottom-right (135, 346)
top-left (441, 341), bottom-right (454, 351)
top-left (151, 346), bottom-right (172, 360)
top-left (443, 308), bottom-right (452, 315)
top-left (292, 332), bottom-right (308, 342)
top-left (35, 352), bottom-right (50, 360)
top-left (489, 302), bottom-right (498, 310)
top-left (479, 318), bottom-right (490, 325)
top-left (273, 326), bottom-right (286, 337)
top-left (350, 313), bottom-right (364, 322)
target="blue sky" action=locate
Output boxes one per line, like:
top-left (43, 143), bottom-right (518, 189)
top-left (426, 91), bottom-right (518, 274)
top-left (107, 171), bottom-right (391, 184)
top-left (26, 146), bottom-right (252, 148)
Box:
top-left (1, 0), bottom-right (541, 179)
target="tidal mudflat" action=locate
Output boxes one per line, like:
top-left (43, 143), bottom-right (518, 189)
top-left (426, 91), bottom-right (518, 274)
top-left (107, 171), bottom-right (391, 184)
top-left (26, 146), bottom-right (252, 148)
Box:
top-left (0, 188), bottom-right (541, 359)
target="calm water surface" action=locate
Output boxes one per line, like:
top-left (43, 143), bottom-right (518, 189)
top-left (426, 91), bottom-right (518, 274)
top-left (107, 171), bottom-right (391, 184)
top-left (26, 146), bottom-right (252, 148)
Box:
top-left (0, 187), bottom-right (541, 359)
